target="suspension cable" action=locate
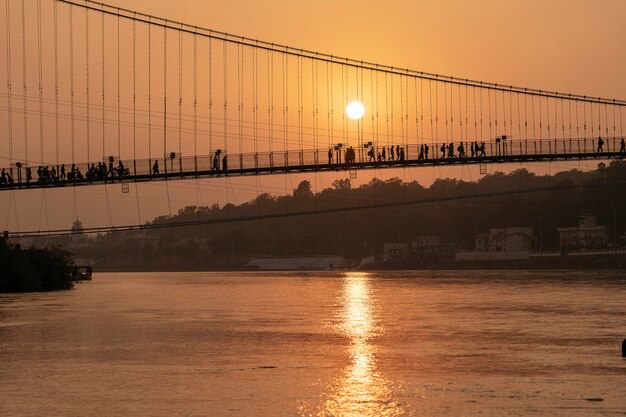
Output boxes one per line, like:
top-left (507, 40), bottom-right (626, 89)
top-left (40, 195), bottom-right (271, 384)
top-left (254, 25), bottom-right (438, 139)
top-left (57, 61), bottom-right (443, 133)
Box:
top-left (56, 0), bottom-right (626, 107)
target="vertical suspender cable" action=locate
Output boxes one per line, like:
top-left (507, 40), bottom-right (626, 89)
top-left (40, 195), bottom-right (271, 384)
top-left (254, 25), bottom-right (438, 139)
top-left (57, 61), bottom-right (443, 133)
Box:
top-left (300, 56), bottom-right (304, 152)
top-left (479, 87), bottom-right (483, 142)
top-left (237, 44), bottom-right (242, 156)
top-left (37, 0), bottom-right (44, 163)
top-left (148, 22), bottom-right (152, 166)
top-left (267, 49), bottom-right (272, 154)
top-left (429, 80), bottom-right (434, 142)
top-left (178, 29), bottom-right (182, 162)
top-left (517, 93), bottom-right (521, 141)
top-left (400, 74), bottom-right (404, 150)
top-left (101, 11), bottom-right (105, 161)
top-left (472, 87), bottom-right (477, 140)
top-left (116, 13), bottom-right (120, 159)
top-left (384, 72), bottom-right (389, 149)
top-left (222, 40), bottom-right (227, 153)
top-left (254, 47), bottom-right (258, 156)
top-left (414, 77), bottom-right (418, 143)
top-left (326, 61), bottom-right (331, 148)
top-left (434, 81), bottom-right (438, 143)
top-left (163, 26), bottom-right (168, 160)
top-left (132, 19), bottom-right (136, 167)
top-left (21, 0), bottom-right (28, 164)
top-left (488, 89), bottom-right (492, 140)
top-left (372, 70), bottom-right (376, 145)
top-left (282, 53), bottom-right (287, 158)
top-left (390, 73), bottom-right (394, 147)
top-left (85, 8), bottom-right (90, 162)
top-left (193, 34), bottom-right (197, 161)
top-left (329, 62), bottom-right (333, 148)
top-left (132, 19), bottom-right (141, 225)
top-left (54, 0), bottom-right (59, 164)
top-left (444, 83), bottom-right (449, 143)
top-left (5, 0), bottom-right (13, 165)
top-left (208, 37), bottom-right (212, 154)
top-left (70, 4), bottom-right (75, 163)
top-left (252, 47), bottom-right (258, 156)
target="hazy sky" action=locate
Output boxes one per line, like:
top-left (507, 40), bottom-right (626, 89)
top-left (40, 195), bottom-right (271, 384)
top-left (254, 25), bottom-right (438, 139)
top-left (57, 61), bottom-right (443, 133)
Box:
top-left (1, 0), bottom-right (625, 233)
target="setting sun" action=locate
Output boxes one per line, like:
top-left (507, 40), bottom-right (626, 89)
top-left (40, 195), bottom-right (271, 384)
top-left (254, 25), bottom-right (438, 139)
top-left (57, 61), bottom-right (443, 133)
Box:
top-left (346, 101), bottom-right (365, 120)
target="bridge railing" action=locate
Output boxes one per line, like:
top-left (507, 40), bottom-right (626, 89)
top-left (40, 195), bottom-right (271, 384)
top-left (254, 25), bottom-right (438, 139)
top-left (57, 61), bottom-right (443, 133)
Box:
top-left (0, 136), bottom-right (623, 188)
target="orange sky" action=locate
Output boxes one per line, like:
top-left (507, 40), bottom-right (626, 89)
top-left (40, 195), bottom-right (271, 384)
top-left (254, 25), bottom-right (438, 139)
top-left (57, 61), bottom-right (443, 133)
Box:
top-left (1, 0), bottom-right (625, 232)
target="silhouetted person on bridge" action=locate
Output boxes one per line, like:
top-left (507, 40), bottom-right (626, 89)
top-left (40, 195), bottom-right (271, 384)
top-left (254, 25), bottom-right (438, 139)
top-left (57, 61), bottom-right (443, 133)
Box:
top-left (26, 166), bottom-right (32, 184)
top-left (396, 145), bottom-right (401, 160)
top-left (440, 143), bottom-right (446, 158)
top-left (448, 143), bottom-right (455, 158)
top-left (50, 166), bottom-right (57, 180)
top-left (222, 154), bottom-right (228, 173)
top-left (458, 142), bottom-right (466, 158)
top-left (381, 146), bottom-right (386, 161)
top-left (328, 148), bottom-right (333, 165)
top-left (0, 169), bottom-right (7, 185)
top-left (212, 154), bottom-right (220, 174)
top-left (60, 164), bottom-right (66, 180)
top-left (419, 144), bottom-right (424, 160)
top-left (390, 146), bottom-right (395, 161)
top-left (152, 160), bottom-right (159, 176)
top-left (597, 136), bottom-right (604, 153)
top-left (399, 147), bottom-right (405, 161)
top-left (368, 147), bottom-right (375, 162)
top-left (470, 142), bottom-right (475, 158)
top-left (620, 138), bottom-right (626, 153)
top-left (424, 144), bottom-right (429, 159)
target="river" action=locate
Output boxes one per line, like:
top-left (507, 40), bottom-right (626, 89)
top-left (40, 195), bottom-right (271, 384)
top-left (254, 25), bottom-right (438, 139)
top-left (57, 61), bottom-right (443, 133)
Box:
top-left (1, 271), bottom-right (625, 416)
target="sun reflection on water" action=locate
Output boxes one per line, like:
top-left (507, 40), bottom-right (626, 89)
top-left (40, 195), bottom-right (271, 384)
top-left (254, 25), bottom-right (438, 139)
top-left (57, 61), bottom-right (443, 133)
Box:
top-left (301, 273), bottom-right (404, 417)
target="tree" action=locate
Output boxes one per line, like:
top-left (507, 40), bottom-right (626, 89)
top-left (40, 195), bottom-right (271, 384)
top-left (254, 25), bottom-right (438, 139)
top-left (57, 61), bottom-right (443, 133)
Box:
top-left (293, 180), bottom-right (314, 198)
top-left (71, 219), bottom-right (84, 235)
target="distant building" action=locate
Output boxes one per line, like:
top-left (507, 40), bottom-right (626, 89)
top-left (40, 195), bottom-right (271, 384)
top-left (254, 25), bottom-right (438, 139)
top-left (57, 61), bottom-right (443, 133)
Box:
top-left (558, 215), bottom-right (607, 250)
top-left (475, 227), bottom-right (533, 252)
top-left (383, 243), bottom-right (409, 262)
top-left (411, 235), bottom-right (453, 260)
top-left (456, 226), bottom-right (533, 261)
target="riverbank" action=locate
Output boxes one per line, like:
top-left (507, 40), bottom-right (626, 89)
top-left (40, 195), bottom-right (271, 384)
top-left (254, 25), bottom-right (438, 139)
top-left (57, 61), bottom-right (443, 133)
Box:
top-left (0, 239), bottom-right (79, 292)
top-left (88, 252), bottom-right (626, 272)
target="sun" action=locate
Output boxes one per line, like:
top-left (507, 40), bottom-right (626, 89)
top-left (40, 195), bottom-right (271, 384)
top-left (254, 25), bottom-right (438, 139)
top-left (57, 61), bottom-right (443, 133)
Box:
top-left (346, 101), bottom-right (365, 120)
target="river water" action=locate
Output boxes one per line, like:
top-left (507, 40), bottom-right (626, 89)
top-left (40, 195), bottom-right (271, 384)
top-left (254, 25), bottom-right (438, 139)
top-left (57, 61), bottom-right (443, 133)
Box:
top-left (1, 271), bottom-right (625, 416)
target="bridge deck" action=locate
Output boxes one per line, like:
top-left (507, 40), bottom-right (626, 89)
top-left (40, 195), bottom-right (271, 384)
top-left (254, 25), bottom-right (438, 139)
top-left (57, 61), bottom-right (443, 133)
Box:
top-left (1, 138), bottom-right (624, 191)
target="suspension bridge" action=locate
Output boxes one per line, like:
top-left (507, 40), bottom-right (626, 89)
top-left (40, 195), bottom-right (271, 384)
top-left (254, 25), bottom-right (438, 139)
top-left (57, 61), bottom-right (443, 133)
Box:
top-left (1, 0), bottom-right (625, 235)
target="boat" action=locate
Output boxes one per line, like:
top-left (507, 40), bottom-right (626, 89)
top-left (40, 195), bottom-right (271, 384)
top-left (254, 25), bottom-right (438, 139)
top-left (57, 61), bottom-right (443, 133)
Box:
top-left (72, 266), bottom-right (93, 281)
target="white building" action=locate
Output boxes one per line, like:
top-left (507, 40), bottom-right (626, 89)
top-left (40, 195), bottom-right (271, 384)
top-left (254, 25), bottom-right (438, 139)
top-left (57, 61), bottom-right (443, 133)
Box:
top-left (456, 226), bottom-right (533, 261)
top-left (558, 215), bottom-right (607, 249)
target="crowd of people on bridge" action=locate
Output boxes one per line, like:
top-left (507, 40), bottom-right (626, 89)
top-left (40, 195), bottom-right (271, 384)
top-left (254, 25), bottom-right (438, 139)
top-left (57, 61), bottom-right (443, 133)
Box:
top-left (327, 140), bottom-right (489, 168)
